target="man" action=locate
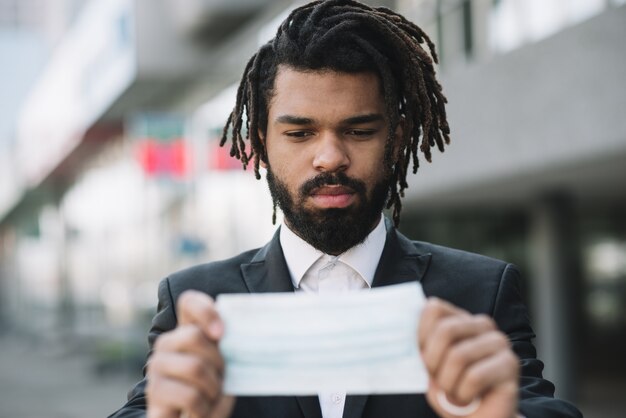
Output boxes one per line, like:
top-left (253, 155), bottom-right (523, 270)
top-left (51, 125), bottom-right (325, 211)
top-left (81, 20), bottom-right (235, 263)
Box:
top-left (110, 1), bottom-right (582, 417)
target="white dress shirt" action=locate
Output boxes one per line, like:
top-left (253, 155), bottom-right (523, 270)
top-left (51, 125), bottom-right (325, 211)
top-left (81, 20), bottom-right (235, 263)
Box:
top-left (279, 214), bottom-right (387, 418)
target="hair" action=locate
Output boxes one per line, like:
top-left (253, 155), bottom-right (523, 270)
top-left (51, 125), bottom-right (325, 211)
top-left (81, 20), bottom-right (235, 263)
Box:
top-left (220, 0), bottom-right (450, 226)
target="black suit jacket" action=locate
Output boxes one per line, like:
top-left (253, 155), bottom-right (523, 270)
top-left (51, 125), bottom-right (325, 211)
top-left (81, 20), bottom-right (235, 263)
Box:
top-left (110, 222), bottom-right (582, 418)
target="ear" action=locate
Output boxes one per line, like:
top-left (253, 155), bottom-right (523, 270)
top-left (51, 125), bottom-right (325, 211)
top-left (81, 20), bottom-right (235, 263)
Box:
top-left (258, 129), bottom-right (268, 168)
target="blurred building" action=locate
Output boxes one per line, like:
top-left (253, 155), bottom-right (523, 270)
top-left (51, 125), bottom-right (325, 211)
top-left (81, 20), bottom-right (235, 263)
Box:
top-left (0, 1), bottom-right (624, 417)
top-left (398, 0), bottom-right (626, 410)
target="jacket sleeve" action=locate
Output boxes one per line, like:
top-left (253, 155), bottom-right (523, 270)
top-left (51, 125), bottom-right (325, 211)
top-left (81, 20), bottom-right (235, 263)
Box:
top-left (107, 277), bottom-right (178, 418)
top-left (492, 264), bottom-right (582, 418)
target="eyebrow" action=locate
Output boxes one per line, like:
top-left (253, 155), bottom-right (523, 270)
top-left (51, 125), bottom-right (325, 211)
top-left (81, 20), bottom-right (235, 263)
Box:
top-left (342, 113), bottom-right (384, 125)
top-left (274, 113), bottom-right (384, 125)
top-left (275, 115), bottom-right (314, 125)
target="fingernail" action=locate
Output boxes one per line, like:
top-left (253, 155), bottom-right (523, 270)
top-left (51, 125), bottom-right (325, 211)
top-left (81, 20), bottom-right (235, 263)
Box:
top-left (208, 321), bottom-right (223, 338)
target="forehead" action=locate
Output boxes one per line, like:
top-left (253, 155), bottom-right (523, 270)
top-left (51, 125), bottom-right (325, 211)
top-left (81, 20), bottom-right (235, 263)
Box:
top-left (268, 65), bottom-right (385, 120)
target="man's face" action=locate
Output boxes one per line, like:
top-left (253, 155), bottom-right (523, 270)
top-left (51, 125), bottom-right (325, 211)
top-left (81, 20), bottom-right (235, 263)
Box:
top-left (263, 65), bottom-right (396, 255)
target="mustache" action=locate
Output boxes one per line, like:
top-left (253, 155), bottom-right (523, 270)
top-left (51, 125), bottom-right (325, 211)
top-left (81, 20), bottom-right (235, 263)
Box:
top-left (300, 172), bottom-right (367, 197)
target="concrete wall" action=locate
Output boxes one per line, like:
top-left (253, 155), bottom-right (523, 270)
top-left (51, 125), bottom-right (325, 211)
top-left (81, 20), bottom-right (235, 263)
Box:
top-left (405, 6), bottom-right (626, 210)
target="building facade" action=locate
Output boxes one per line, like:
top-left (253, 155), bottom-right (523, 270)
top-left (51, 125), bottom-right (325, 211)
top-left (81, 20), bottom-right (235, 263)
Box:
top-left (0, 1), bottom-right (624, 416)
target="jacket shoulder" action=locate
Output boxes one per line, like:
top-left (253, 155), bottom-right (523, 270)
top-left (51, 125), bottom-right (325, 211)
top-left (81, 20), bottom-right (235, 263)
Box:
top-left (412, 240), bottom-right (509, 271)
top-left (409, 240), bottom-right (515, 314)
top-left (165, 247), bottom-right (260, 299)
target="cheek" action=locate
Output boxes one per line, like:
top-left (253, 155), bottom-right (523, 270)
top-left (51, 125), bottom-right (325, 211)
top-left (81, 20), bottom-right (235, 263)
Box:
top-left (267, 148), bottom-right (310, 184)
top-left (268, 162), bottom-right (301, 194)
top-left (362, 147), bottom-right (387, 175)
top-left (265, 143), bottom-right (297, 173)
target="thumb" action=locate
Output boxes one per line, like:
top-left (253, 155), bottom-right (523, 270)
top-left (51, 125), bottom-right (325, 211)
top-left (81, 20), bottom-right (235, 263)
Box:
top-left (209, 395), bottom-right (236, 418)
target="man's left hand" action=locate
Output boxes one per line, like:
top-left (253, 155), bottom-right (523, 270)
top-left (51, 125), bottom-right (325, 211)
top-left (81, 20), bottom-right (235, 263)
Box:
top-left (418, 298), bottom-right (520, 418)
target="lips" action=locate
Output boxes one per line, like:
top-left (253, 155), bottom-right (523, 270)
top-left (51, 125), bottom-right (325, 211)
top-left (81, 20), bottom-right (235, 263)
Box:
top-left (312, 185), bottom-right (354, 196)
top-left (310, 185), bottom-right (356, 208)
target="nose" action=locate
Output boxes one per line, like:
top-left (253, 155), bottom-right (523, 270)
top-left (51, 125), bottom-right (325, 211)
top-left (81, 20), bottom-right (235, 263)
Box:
top-left (312, 133), bottom-right (350, 173)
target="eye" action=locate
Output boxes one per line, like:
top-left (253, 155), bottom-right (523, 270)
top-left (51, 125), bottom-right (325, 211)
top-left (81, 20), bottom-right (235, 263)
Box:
top-left (287, 131), bottom-right (310, 137)
top-left (284, 130), bottom-right (314, 141)
top-left (347, 129), bottom-right (376, 139)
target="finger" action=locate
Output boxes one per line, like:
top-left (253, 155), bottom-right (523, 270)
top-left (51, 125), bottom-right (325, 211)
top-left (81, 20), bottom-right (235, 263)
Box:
top-left (436, 390), bottom-right (481, 417)
top-left (209, 395), bottom-right (236, 418)
top-left (146, 404), bottom-right (178, 418)
top-left (453, 349), bottom-right (519, 404)
top-left (149, 351), bottom-right (222, 402)
top-left (153, 325), bottom-right (225, 373)
top-left (422, 314), bottom-right (496, 376)
top-left (436, 330), bottom-right (511, 395)
top-left (177, 290), bottom-right (223, 340)
top-left (146, 375), bottom-right (212, 418)
top-left (418, 298), bottom-right (466, 349)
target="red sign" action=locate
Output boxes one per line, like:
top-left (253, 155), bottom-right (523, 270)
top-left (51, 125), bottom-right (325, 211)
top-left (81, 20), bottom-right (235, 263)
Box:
top-left (208, 143), bottom-right (244, 171)
top-left (136, 138), bottom-right (189, 178)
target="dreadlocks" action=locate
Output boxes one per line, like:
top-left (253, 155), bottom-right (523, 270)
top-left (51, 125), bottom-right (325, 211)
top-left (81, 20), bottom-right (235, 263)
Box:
top-left (221, 0), bottom-right (450, 226)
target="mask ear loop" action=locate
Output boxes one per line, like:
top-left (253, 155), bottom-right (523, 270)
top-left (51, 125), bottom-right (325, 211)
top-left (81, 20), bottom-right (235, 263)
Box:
top-left (436, 390), bottom-right (481, 416)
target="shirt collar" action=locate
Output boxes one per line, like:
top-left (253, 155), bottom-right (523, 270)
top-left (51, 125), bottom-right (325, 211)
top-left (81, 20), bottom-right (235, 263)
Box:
top-left (280, 213), bottom-right (387, 289)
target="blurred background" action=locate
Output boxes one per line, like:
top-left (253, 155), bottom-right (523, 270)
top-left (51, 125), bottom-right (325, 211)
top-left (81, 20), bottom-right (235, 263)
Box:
top-left (0, 0), bottom-right (624, 417)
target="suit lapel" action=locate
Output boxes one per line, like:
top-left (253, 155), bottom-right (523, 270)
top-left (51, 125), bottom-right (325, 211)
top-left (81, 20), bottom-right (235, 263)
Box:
top-left (240, 229), bottom-right (295, 293)
top-left (371, 218), bottom-right (432, 288)
top-left (343, 219), bottom-right (432, 418)
top-left (240, 229), bottom-right (322, 418)
top-left (342, 395), bottom-right (368, 418)
top-left (295, 396), bottom-right (323, 418)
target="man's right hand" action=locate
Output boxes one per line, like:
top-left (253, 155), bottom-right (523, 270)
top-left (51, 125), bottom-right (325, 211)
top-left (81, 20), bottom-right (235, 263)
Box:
top-left (146, 290), bottom-right (234, 418)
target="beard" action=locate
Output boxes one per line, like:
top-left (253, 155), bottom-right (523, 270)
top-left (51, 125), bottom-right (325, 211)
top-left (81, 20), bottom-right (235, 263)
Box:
top-left (266, 167), bottom-right (390, 255)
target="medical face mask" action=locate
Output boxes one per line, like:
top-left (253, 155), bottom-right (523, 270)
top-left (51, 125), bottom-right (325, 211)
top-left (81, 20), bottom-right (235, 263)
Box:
top-left (216, 282), bottom-right (428, 395)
